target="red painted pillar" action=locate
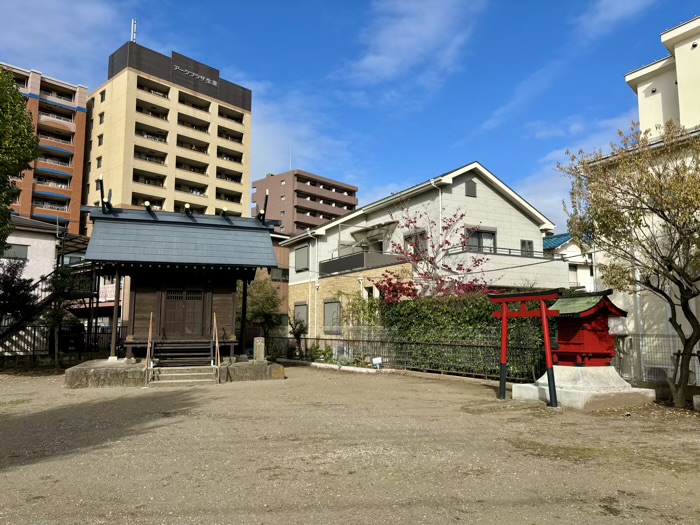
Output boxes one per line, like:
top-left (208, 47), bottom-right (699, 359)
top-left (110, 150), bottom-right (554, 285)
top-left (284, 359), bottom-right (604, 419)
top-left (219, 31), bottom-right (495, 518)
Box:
top-left (498, 302), bottom-right (508, 400)
top-left (540, 299), bottom-right (558, 407)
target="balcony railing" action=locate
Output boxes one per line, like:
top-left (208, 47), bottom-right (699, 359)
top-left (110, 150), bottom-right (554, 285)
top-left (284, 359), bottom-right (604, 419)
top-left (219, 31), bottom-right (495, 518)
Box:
top-left (180, 100), bottom-right (209, 112)
top-left (133, 177), bottom-right (164, 188)
top-left (35, 178), bottom-right (69, 189)
top-left (319, 251), bottom-right (400, 276)
top-left (37, 156), bottom-right (71, 167)
top-left (218, 133), bottom-right (242, 143)
top-left (40, 90), bottom-right (73, 102)
top-left (445, 245), bottom-right (565, 260)
top-left (178, 120), bottom-right (208, 133)
top-left (218, 154), bottom-right (242, 163)
top-left (177, 142), bottom-right (208, 154)
top-left (134, 153), bottom-right (166, 165)
top-left (176, 163), bottom-right (206, 174)
top-left (177, 187), bottom-right (207, 197)
top-left (215, 193), bottom-right (241, 203)
top-left (136, 107), bottom-right (168, 121)
top-left (33, 200), bottom-right (68, 212)
top-left (216, 173), bottom-right (241, 183)
top-left (38, 133), bottom-right (72, 145)
top-left (218, 112), bottom-right (243, 124)
top-left (39, 111), bottom-right (73, 123)
top-left (137, 85), bottom-right (169, 99)
top-left (135, 130), bottom-right (167, 143)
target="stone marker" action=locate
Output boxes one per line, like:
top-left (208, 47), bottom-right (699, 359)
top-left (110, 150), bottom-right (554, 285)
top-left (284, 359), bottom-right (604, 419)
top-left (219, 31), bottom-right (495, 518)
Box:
top-left (253, 337), bottom-right (265, 362)
top-left (694, 395), bottom-right (700, 412)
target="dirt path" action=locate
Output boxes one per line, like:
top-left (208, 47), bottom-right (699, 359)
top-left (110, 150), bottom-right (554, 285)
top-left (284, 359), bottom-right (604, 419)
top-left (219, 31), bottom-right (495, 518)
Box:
top-left (0, 367), bottom-right (699, 524)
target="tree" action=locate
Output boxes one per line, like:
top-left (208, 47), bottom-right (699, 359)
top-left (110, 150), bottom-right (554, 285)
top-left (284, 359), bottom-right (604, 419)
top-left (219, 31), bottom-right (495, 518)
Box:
top-left (288, 311), bottom-right (308, 354)
top-left (372, 204), bottom-right (488, 301)
top-left (0, 67), bottom-right (39, 250)
top-left (559, 120), bottom-right (700, 407)
top-left (246, 275), bottom-right (282, 338)
top-left (0, 259), bottom-right (37, 322)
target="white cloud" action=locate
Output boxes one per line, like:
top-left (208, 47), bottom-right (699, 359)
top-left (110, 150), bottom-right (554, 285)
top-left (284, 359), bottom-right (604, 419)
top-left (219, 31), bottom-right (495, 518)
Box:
top-left (0, 0), bottom-right (132, 89)
top-left (515, 109), bottom-right (637, 232)
top-left (524, 116), bottom-right (587, 140)
top-left (573, 0), bottom-right (659, 42)
top-left (340, 0), bottom-right (486, 87)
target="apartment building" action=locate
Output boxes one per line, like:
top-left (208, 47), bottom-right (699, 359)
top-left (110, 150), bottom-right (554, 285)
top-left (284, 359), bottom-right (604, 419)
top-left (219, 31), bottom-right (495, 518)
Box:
top-left (625, 16), bottom-right (700, 135)
top-left (4, 63), bottom-right (88, 234)
top-left (84, 42), bottom-right (252, 222)
top-left (251, 170), bottom-right (358, 235)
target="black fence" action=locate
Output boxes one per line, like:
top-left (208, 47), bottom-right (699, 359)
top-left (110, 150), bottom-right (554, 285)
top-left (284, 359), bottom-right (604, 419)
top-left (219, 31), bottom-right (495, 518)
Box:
top-left (267, 336), bottom-right (545, 382)
top-left (1, 324), bottom-right (129, 358)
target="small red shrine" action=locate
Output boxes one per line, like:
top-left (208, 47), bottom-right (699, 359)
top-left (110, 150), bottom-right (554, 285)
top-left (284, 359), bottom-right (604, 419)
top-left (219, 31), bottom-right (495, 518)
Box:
top-left (551, 290), bottom-right (627, 367)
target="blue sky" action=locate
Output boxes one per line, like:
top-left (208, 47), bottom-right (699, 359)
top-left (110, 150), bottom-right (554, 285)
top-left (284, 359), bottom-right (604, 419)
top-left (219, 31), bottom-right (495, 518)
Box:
top-left (1, 0), bottom-right (697, 230)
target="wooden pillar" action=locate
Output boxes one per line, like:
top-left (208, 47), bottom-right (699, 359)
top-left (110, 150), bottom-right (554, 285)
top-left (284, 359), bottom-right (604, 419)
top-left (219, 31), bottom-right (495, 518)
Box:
top-left (240, 279), bottom-right (249, 356)
top-left (498, 302), bottom-right (509, 400)
top-left (230, 280), bottom-right (238, 359)
top-left (540, 299), bottom-right (558, 407)
top-left (110, 267), bottom-right (121, 358)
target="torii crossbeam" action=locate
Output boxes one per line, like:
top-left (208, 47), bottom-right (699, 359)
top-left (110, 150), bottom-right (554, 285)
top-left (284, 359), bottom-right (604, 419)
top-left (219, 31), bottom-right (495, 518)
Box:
top-left (488, 289), bottom-right (562, 407)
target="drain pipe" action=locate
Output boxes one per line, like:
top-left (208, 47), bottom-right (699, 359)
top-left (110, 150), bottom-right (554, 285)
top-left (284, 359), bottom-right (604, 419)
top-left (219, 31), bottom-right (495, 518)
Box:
top-left (429, 178), bottom-right (442, 244)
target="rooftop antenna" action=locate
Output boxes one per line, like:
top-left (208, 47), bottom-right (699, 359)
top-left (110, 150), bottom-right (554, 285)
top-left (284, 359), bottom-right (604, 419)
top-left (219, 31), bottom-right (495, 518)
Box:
top-left (131, 19), bottom-right (137, 43)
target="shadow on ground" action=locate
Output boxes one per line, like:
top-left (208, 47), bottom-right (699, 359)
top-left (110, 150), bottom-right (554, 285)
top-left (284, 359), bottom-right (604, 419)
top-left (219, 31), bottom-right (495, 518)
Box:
top-left (0, 389), bottom-right (200, 471)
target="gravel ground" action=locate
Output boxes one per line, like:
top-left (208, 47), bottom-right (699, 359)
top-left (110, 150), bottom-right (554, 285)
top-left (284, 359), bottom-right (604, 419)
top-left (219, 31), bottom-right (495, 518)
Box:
top-left (0, 367), bottom-right (699, 525)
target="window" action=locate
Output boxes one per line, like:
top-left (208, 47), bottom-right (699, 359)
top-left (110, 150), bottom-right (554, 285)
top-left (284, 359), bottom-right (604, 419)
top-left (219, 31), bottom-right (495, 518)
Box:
top-left (295, 246), bottom-right (309, 271)
top-left (1, 244), bottom-right (28, 260)
top-left (98, 134), bottom-right (103, 146)
top-left (404, 230), bottom-right (427, 255)
top-left (365, 286), bottom-right (374, 299)
top-left (280, 225), bottom-right (285, 232)
top-left (280, 211), bottom-right (285, 216)
top-left (281, 195), bottom-right (286, 201)
top-left (520, 240), bottom-right (534, 257)
top-left (465, 179), bottom-right (477, 198)
top-left (293, 303), bottom-right (308, 325)
top-left (281, 180), bottom-right (286, 185)
top-left (98, 112), bottom-right (104, 124)
top-left (468, 231), bottom-right (496, 253)
top-left (324, 300), bottom-right (341, 335)
top-left (96, 156), bottom-right (102, 169)
top-left (270, 268), bottom-right (289, 282)
top-left (99, 90), bottom-right (106, 103)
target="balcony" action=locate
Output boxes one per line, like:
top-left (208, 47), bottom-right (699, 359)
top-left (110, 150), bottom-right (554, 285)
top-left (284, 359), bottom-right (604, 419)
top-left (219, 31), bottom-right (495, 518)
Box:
top-left (179, 92), bottom-right (210, 113)
top-left (217, 126), bottom-right (243, 144)
top-left (136, 105), bottom-right (168, 121)
top-left (40, 89), bottom-right (73, 102)
top-left (134, 152), bottom-right (166, 165)
top-left (217, 146), bottom-right (242, 164)
top-left (32, 199), bottom-right (69, 212)
top-left (176, 135), bottom-right (209, 155)
top-left (132, 170), bottom-right (165, 188)
top-left (218, 108), bottom-right (244, 125)
top-left (38, 131), bottom-right (72, 145)
top-left (135, 128), bottom-right (167, 143)
top-left (295, 183), bottom-right (357, 206)
top-left (175, 178), bottom-right (208, 198)
top-left (132, 195), bottom-right (164, 210)
top-left (319, 251), bottom-right (401, 276)
top-left (216, 169), bottom-right (242, 184)
top-left (35, 177), bottom-right (70, 190)
top-left (176, 159), bottom-right (207, 175)
top-left (178, 113), bottom-right (209, 134)
top-left (137, 84), bottom-right (169, 99)
top-left (38, 110), bottom-right (73, 123)
top-left (215, 188), bottom-right (241, 203)
top-left (37, 155), bottom-right (71, 167)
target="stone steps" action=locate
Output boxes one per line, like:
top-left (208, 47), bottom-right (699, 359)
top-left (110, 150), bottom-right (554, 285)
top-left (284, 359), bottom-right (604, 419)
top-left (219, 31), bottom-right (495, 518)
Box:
top-left (149, 366), bottom-right (217, 386)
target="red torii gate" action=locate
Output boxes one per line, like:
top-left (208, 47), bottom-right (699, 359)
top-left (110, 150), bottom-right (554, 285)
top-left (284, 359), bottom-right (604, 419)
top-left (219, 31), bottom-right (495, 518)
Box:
top-left (488, 289), bottom-right (562, 407)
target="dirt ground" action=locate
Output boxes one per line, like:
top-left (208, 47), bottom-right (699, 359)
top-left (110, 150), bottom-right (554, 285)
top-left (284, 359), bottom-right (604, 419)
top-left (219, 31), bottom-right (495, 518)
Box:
top-left (0, 367), bottom-right (699, 525)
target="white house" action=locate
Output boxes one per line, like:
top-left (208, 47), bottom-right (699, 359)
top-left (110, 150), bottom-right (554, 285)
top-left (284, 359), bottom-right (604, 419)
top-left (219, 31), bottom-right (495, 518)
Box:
top-left (2, 215), bottom-right (57, 283)
top-left (281, 161), bottom-right (571, 337)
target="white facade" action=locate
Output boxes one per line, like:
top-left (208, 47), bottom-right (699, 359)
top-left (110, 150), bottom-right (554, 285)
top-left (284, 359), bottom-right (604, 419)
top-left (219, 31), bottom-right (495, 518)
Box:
top-left (2, 220), bottom-right (56, 283)
top-left (284, 162), bottom-right (570, 290)
top-left (626, 17), bottom-right (700, 135)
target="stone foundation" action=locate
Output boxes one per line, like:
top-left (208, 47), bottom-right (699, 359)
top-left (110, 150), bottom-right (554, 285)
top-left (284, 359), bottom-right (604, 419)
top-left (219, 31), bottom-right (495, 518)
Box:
top-left (513, 366), bottom-right (656, 411)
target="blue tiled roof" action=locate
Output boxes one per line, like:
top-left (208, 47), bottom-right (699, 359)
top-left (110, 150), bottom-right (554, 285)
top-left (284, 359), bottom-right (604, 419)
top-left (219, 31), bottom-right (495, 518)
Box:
top-left (543, 233), bottom-right (572, 251)
top-left (35, 167), bottom-right (72, 178)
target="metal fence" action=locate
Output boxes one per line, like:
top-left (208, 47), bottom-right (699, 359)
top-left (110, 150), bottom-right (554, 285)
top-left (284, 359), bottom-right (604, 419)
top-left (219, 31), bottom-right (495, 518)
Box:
top-left (1, 324), bottom-right (128, 358)
top-left (267, 336), bottom-right (545, 382)
top-left (612, 334), bottom-right (699, 385)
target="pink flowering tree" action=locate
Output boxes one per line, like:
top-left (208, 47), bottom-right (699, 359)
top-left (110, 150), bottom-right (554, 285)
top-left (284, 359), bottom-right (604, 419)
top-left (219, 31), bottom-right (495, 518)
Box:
top-left (372, 204), bottom-right (488, 302)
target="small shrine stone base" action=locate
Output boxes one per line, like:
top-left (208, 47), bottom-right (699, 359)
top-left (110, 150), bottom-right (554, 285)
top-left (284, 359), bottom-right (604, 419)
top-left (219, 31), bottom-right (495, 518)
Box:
top-left (513, 365), bottom-right (656, 411)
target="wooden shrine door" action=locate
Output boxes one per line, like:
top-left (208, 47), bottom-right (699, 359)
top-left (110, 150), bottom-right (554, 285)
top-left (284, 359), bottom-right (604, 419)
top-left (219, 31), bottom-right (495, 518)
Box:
top-left (164, 289), bottom-right (204, 337)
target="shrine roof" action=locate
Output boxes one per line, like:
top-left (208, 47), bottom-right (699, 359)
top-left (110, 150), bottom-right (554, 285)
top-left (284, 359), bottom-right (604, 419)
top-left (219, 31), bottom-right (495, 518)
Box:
top-left (551, 291), bottom-right (626, 318)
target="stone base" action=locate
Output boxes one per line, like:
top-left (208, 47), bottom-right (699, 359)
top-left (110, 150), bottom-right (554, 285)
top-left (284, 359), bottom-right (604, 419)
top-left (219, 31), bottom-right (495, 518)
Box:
top-left (512, 366), bottom-right (656, 411)
top-left (219, 361), bottom-right (285, 382)
top-left (65, 359), bottom-right (146, 388)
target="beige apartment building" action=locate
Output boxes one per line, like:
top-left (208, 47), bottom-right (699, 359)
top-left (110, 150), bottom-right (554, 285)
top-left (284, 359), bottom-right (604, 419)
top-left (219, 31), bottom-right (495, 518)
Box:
top-left (3, 63), bottom-right (88, 234)
top-left (84, 42), bottom-right (252, 223)
top-left (625, 16), bottom-right (700, 135)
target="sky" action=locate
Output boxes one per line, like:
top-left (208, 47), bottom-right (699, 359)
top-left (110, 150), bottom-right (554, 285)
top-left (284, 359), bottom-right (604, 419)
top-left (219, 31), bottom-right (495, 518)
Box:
top-left (0, 0), bottom-right (697, 231)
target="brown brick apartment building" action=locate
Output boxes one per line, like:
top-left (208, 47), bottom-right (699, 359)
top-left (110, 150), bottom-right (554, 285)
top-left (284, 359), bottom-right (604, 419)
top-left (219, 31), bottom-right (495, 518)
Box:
top-left (251, 170), bottom-right (358, 235)
top-left (4, 63), bottom-right (88, 235)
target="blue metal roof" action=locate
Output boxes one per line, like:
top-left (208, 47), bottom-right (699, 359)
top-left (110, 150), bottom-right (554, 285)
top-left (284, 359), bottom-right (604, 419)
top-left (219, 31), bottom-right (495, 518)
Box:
top-left (34, 167), bottom-right (72, 178)
top-left (543, 233), bottom-right (573, 251)
top-left (84, 207), bottom-right (278, 268)
top-left (33, 191), bottom-right (71, 200)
